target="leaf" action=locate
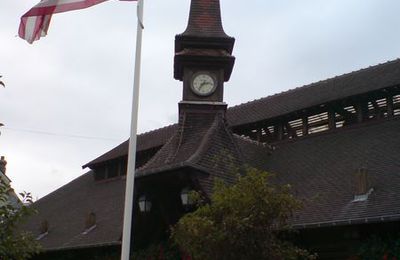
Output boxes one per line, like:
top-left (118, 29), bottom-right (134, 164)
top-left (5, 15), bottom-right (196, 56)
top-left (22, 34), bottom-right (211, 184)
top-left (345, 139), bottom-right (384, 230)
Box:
top-left (171, 167), bottom-right (314, 259)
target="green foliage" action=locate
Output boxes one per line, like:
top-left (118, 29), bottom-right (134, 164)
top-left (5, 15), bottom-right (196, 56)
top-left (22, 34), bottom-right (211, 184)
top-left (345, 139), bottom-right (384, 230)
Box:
top-left (0, 180), bottom-right (41, 260)
top-left (171, 168), bottom-right (316, 260)
top-left (0, 75), bottom-right (4, 87)
top-left (358, 234), bottom-right (400, 259)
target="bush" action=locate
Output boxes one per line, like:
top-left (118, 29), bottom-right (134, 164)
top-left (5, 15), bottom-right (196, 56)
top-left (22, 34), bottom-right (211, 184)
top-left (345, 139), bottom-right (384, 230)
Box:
top-left (0, 180), bottom-right (41, 260)
top-left (171, 168), bottom-right (316, 260)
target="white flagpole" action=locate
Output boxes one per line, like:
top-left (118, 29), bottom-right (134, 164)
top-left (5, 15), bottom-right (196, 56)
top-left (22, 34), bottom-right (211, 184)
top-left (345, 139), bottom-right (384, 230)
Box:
top-left (121, 0), bottom-right (144, 259)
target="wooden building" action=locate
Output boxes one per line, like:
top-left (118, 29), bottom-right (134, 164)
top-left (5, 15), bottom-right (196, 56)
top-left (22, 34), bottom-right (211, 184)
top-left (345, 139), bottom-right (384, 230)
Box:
top-left (24, 0), bottom-right (400, 259)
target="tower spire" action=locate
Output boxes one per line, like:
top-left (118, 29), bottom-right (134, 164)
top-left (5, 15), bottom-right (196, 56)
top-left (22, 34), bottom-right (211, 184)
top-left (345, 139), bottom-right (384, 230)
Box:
top-left (182, 0), bottom-right (228, 38)
top-left (174, 0), bottom-right (235, 81)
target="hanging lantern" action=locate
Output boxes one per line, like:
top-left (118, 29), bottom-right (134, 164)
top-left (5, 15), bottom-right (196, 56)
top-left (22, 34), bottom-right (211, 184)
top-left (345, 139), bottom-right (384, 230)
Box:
top-left (138, 195), bottom-right (152, 213)
top-left (180, 187), bottom-right (192, 206)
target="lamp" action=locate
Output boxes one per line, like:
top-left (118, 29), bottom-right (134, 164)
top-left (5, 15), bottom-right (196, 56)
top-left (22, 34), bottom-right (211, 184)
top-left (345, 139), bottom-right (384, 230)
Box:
top-left (180, 187), bottom-right (192, 206)
top-left (138, 195), bottom-right (152, 213)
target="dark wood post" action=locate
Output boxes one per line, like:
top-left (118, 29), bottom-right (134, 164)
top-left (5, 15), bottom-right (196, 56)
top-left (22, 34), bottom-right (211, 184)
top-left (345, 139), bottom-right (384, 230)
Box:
top-left (256, 128), bottom-right (263, 142)
top-left (387, 95), bottom-right (394, 118)
top-left (274, 123), bottom-right (284, 141)
top-left (302, 116), bottom-right (309, 136)
top-left (328, 109), bottom-right (336, 130)
top-left (355, 100), bottom-right (368, 123)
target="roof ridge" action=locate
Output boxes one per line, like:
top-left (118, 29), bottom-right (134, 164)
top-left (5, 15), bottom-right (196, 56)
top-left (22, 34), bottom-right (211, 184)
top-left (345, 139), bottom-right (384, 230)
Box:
top-left (33, 171), bottom-right (93, 204)
top-left (228, 58), bottom-right (400, 110)
top-left (233, 134), bottom-right (269, 147)
top-left (138, 123), bottom-right (177, 137)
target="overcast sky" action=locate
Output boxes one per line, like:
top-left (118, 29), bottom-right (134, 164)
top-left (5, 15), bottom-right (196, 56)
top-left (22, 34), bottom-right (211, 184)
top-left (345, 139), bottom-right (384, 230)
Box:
top-left (1, 0), bottom-right (400, 199)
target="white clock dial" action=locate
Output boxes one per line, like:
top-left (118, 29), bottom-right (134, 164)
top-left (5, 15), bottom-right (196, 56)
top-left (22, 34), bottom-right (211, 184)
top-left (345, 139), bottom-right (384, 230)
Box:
top-left (191, 73), bottom-right (216, 96)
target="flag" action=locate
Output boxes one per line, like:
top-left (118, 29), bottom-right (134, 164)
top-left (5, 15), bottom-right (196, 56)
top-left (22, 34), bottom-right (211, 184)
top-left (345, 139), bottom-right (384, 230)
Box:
top-left (19, 1), bottom-right (144, 259)
top-left (19, 0), bottom-right (136, 44)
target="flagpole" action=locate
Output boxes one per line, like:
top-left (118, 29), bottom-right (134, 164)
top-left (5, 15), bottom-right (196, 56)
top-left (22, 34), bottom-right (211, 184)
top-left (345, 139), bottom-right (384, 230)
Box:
top-left (121, 0), bottom-right (144, 259)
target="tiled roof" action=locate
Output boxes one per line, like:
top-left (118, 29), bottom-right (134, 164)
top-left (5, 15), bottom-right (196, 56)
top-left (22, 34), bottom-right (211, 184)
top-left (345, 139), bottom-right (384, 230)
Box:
top-left (227, 59), bottom-right (400, 126)
top-left (174, 0), bottom-right (235, 81)
top-left (136, 111), bottom-right (244, 197)
top-left (137, 112), bottom-right (218, 175)
top-left (85, 59), bottom-right (400, 168)
top-left (24, 118), bottom-right (400, 250)
top-left (24, 58), bottom-right (400, 251)
top-left (22, 172), bottom-right (125, 250)
top-left (82, 124), bottom-right (177, 168)
top-left (256, 118), bottom-right (400, 227)
top-left (25, 110), bottom-right (247, 251)
top-left (180, 0), bottom-right (229, 39)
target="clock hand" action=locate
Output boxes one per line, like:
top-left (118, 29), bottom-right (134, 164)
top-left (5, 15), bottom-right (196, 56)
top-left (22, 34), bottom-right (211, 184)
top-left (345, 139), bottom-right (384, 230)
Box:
top-left (199, 82), bottom-right (207, 91)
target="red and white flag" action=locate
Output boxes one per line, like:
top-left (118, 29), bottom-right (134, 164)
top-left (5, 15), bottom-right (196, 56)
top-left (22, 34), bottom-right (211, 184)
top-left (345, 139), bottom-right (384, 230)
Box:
top-left (19, 0), bottom-right (136, 44)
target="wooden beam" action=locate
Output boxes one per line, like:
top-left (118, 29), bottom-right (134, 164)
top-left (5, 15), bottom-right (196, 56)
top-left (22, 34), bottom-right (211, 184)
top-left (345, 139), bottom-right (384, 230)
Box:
top-left (387, 95), bottom-right (394, 118)
top-left (302, 116), bottom-right (309, 136)
top-left (334, 106), bottom-right (356, 126)
top-left (256, 128), bottom-right (262, 142)
top-left (328, 109), bottom-right (336, 130)
top-left (355, 100), bottom-right (368, 123)
top-left (285, 122), bottom-right (297, 138)
top-left (371, 100), bottom-right (382, 119)
top-left (274, 123), bottom-right (284, 141)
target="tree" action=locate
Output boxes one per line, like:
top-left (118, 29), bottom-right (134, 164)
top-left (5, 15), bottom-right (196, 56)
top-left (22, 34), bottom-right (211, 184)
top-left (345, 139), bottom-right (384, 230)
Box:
top-left (0, 180), bottom-right (41, 260)
top-left (171, 168), bottom-right (316, 260)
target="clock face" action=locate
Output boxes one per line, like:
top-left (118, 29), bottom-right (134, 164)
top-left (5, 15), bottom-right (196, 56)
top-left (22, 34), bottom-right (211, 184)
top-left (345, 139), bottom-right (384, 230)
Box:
top-left (191, 73), bottom-right (216, 96)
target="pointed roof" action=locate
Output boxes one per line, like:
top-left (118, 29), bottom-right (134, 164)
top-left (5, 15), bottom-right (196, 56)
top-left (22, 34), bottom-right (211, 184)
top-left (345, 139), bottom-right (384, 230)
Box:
top-left (174, 0), bottom-right (235, 81)
top-left (21, 171), bottom-right (125, 250)
top-left (136, 111), bottom-right (244, 187)
top-left (181, 0), bottom-right (229, 39)
top-left (82, 124), bottom-right (178, 168)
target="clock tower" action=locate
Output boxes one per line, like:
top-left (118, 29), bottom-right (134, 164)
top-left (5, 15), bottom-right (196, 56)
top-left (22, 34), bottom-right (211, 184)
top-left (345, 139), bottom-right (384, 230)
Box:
top-left (174, 0), bottom-right (235, 108)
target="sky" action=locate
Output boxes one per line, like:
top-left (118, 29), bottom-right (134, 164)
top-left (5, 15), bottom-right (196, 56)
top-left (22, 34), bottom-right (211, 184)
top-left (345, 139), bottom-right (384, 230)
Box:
top-left (1, 0), bottom-right (400, 199)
